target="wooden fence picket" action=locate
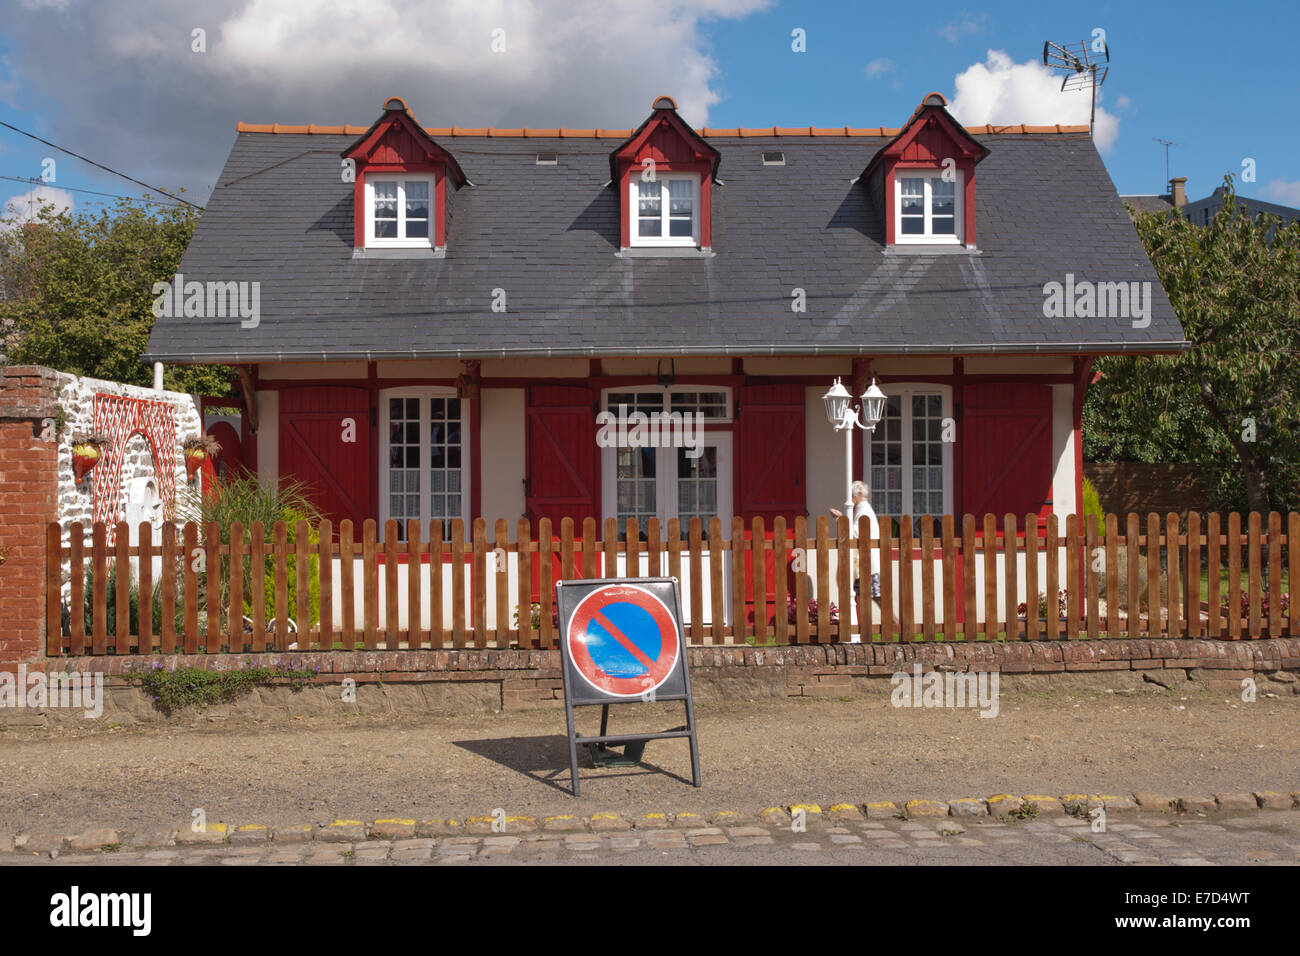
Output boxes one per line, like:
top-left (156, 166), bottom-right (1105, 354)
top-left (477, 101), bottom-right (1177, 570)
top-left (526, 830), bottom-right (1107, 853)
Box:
top-left (39, 511), bottom-right (1300, 654)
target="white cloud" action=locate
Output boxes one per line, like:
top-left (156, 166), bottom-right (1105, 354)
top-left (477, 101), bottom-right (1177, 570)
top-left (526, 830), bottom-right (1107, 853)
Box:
top-left (1261, 178), bottom-right (1300, 206)
top-left (1115, 94), bottom-right (1132, 112)
top-left (939, 11), bottom-right (990, 44)
top-left (947, 50), bottom-right (1120, 151)
top-left (2, 0), bottom-right (771, 200)
top-left (2, 184), bottom-right (75, 223)
top-left (864, 57), bottom-right (895, 80)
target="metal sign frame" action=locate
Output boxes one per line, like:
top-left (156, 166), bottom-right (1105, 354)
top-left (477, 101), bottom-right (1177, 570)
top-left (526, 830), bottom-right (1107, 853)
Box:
top-left (554, 576), bottom-right (702, 797)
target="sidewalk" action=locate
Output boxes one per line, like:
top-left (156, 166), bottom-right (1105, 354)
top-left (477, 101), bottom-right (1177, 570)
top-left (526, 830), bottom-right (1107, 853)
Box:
top-left (1, 685), bottom-right (1296, 839)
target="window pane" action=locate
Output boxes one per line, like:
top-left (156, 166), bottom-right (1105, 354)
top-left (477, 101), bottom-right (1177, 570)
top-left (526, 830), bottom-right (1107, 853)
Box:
top-left (405, 181), bottom-right (428, 215)
top-left (373, 181), bottom-right (397, 238)
top-left (669, 217), bottom-right (694, 237)
top-left (405, 218), bottom-right (428, 238)
top-left (667, 179), bottom-right (693, 237)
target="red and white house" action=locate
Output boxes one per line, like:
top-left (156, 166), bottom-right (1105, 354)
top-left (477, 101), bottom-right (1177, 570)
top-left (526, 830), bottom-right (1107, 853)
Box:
top-left (145, 93), bottom-right (1185, 622)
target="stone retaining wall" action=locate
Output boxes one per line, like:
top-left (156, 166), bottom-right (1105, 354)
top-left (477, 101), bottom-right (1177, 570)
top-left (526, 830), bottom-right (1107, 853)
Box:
top-left (10, 638), bottom-right (1297, 724)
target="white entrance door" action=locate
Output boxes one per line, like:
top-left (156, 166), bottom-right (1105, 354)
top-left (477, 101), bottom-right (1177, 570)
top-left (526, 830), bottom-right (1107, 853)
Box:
top-left (602, 435), bottom-right (733, 625)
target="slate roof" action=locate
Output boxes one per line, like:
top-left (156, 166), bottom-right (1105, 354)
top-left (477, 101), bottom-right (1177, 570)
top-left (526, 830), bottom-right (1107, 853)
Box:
top-left (1120, 194), bottom-right (1175, 216)
top-left (145, 124), bottom-right (1188, 363)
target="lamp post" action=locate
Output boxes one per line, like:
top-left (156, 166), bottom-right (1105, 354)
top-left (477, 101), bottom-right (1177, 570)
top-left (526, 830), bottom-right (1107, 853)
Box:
top-left (821, 377), bottom-right (887, 517)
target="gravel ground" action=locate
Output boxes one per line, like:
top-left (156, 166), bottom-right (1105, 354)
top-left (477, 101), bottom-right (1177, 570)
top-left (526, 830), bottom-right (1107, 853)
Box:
top-left (1, 686), bottom-right (1296, 836)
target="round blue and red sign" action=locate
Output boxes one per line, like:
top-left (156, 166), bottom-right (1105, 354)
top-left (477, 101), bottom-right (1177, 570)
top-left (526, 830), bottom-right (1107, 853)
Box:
top-left (566, 584), bottom-right (680, 698)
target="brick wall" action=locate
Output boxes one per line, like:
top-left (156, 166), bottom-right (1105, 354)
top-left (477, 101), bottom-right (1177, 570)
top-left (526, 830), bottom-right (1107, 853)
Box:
top-left (0, 366), bottom-right (60, 670)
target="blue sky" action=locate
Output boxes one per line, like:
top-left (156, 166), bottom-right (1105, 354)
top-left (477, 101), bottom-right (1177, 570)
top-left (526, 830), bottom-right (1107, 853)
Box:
top-left (1, 0), bottom-right (1297, 217)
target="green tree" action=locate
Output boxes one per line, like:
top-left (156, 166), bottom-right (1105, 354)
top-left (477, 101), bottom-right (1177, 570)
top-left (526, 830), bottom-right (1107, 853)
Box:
top-left (0, 194), bottom-right (232, 395)
top-left (1086, 178), bottom-right (1300, 513)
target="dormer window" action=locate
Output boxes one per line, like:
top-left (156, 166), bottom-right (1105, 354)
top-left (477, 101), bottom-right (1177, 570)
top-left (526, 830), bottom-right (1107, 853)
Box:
top-left (634, 175), bottom-right (700, 246)
top-left (862, 92), bottom-right (988, 250)
top-left (366, 175), bottom-right (434, 246)
top-left (611, 95), bottom-right (720, 254)
top-left (342, 96), bottom-right (467, 255)
top-left (895, 171), bottom-right (962, 243)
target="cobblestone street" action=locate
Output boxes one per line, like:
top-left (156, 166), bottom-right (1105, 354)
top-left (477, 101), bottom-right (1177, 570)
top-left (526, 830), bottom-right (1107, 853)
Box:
top-left (5, 809), bottom-right (1298, 867)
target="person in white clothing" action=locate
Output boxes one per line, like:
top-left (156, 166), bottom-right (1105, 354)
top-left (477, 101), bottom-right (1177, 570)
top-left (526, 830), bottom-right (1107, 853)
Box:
top-left (829, 480), bottom-right (881, 602)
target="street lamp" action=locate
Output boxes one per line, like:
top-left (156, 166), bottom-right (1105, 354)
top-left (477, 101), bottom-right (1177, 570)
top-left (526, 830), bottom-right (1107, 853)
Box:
top-left (821, 377), bottom-right (887, 517)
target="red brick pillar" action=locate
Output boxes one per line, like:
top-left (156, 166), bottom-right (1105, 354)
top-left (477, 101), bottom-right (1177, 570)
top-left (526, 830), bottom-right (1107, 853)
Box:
top-left (0, 366), bottom-right (60, 671)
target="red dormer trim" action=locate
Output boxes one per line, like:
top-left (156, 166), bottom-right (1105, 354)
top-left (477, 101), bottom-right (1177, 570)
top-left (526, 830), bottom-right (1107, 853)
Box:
top-left (342, 97), bottom-right (467, 249)
top-left (863, 92), bottom-right (990, 247)
top-left (611, 96), bottom-right (721, 249)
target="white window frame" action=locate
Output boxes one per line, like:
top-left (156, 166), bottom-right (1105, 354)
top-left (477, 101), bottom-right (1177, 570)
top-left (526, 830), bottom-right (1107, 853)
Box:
top-left (378, 386), bottom-right (471, 540)
top-left (862, 383), bottom-right (954, 520)
top-left (601, 433), bottom-right (733, 536)
top-left (601, 385), bottom-right (733, 423)
top-left (364, 173), bottom-right (436, 249)
top-left (630, 173), bottom-right (701, 247)
top-left (893, 170), bottom-right (963, 245)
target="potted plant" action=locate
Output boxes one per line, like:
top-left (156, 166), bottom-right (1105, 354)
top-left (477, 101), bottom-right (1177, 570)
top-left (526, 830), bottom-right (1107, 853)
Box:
top-left (70, 432), bottom-right (111, 484)
top-left (182, 433), bottom-right (221, 481)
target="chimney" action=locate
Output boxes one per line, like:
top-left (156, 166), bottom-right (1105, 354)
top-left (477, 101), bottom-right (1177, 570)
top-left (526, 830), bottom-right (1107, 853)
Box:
top-left (1169, 176), bottom-right (1187, 207)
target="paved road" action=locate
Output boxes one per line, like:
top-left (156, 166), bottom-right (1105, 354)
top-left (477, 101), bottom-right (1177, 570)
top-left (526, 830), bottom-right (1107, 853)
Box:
top-left (6, 809), bottom-right (1298, 866)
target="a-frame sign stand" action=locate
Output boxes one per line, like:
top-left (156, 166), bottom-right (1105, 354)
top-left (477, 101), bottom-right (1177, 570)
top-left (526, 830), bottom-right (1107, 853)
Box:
top-left (555, 577), bottom-right (702, 797)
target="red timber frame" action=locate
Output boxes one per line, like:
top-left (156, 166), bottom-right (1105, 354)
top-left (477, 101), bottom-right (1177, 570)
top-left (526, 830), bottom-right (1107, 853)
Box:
top-left (610, 97), bottom-right (720, 251)
top-left (862, 92), bottom-right (990, 247)
top-left (342, 97), bottom-right (467, 250)
top-left (257, 355), bottom-right (1092, 535)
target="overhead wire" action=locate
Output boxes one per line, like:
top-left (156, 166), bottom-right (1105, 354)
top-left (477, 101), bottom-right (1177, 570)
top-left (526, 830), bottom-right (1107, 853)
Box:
top-left (0, 119), bottom-right (204, 210)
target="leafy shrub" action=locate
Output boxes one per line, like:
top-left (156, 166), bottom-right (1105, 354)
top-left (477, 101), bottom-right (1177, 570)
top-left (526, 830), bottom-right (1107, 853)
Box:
top-left (1081, 478), bottom-right (1105, 525)
top-left (178, 475), bottom-right (322, 636)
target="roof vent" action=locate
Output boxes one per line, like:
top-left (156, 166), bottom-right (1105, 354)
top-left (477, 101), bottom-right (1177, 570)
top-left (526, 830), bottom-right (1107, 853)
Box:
top-left (535, 152), bottom-right (558, 165)
top-left (652, 95), bottom-right (678, 111)
top-left (383, 96), bottom-right (408, 112)
top-left (761, 151), bottom-right (785, 166)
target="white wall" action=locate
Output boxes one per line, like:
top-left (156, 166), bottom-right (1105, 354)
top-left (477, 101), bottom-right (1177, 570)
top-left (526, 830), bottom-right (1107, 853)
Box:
top-left (805, 385), bottom-right (844, 522)
top-left (480, 387), bottom-right (525, 531)
top-left (55, 371), bottom-right (202, 539)
top-left (1051, 383), bottom-right (1077, 517)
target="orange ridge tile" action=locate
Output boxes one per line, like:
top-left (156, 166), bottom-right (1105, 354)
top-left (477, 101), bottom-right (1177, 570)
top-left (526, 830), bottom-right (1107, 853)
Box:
top-left (236, 121), bottom-right (1092, 137)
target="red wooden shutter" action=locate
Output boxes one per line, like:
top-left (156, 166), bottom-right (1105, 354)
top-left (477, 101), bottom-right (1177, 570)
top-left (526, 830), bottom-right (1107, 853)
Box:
top-left (278, 387), bottom-right (373, 528)
top-left (960, 383), bottom-right (1053, 522)
top-left (525, 385), bottom-right (598, 526)
top-left (737, 384), bottom-right (806, 522)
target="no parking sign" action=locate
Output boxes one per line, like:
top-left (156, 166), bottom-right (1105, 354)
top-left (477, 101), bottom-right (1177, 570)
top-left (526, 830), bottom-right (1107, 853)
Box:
top-left (555, 577), bottom-right (700, 795)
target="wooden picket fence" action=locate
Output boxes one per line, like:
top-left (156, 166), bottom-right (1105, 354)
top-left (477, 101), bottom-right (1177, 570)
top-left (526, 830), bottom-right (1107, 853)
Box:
top-left (45, 512), bottom-right (1298, 655)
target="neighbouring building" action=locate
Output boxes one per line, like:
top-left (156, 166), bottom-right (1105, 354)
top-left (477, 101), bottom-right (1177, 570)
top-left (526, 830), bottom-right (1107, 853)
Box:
top-left (1123, 175), bottom-right (1300, 229)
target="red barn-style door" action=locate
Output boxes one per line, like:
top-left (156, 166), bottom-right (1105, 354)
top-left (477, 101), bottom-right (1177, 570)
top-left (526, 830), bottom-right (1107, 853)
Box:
top-left (736, 384), bottom-right (806, 626)
top-left (525, 385), bottom-right (597, 596)
top-left (524, 385), bottom-right (598, 527)
top-left (960, 382), bottom-right (1054, 523)
top-left (278, 387), bottom-right (373, 529)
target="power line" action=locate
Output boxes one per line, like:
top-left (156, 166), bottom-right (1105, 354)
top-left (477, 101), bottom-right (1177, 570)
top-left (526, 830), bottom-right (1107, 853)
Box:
top-left (0, 119), bottom-right (204, 211)
top-left (0, 174), bottom-right (187, 209)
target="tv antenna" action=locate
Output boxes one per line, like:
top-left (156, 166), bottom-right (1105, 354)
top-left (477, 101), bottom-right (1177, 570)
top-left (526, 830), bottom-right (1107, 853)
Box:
top-left (1153, 138), bottom-right (1177, 191)
top-left (1042, 39), bottom-right (1110, 137)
